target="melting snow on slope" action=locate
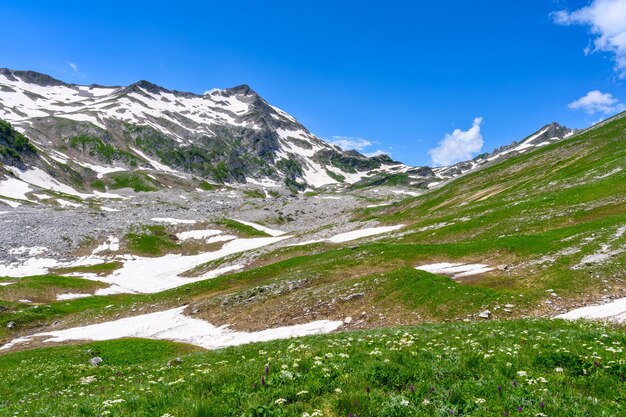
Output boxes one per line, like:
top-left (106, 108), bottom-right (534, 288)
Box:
top-left (56, 293), bottom-right (92, 301)
top-left (245, 177), bottom-right (280, 187)
top-left (0, 177), bottom-right (32, 205)
top-left (416, 262), bottom-right (494, 278)
top-left (8, 246), bottom-right (48, 256)
top-left (0, 306), bottom-right (344, 351)
top-left (130, 147), bottom-right (177, 173)
top-left (175, 229), bottom-right (223, 241)
top-left (391, 190), bottom-right (421, 197)
top-left (92, 236), bottom-right (291, 294)
top-left (292, 225), bottom-right (404, 246)
top-left (8, 167), bottom-right (89, 198)
top-left (206, 234), bottom-right (237, 244)
top-left (1, 167), bottom-right (127, 202)
top-left (0, 235), bottom-right (288, 294)
top-left (557, 297), bottom-right (626, 324)
top-left (232, 219), bottom-right (286, 236)
top-left (0, 255), bottom-right (110, 278)
top-left (327, 225), bottom-right (403, 243)
top-left (77, 161), bottom-right (126, 178)
top-left (91, 237), bottom-right (119, 254)
top-left (56, 199), bottom-right (82, 208)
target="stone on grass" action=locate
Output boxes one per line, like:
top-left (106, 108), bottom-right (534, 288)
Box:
top-left (167, 357), bottom-right (183, 367)
top-left (89, 357), bottom-right (103, 367)
top-left (478, 310), bottom-right (491, 319)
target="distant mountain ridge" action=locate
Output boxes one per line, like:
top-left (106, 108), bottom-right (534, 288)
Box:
top-left (431, 122), bottom-right (576, 180)
top-left (0, 68), bottom-right (396, 191)
top-left (0, 68), bottom-right (577, 202)
top-left (349, 122), bottom-right (576, 190)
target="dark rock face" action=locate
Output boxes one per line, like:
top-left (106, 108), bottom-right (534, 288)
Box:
top-left (0, 68), bottom-right (68, 87)
top-left (0, 119), bottom-right (38, 169)
top-left (313, 149), bottom-right (390, 173)
top-left (0, 69), bottom-right (404, 190)
top-left (0, 68), bottom-right (581, 193)
top-left (491, 122), bottom-right (573, 157)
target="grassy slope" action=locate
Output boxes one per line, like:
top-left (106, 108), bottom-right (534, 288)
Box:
top-left (1, 115), bottom-right (625, 340)
top-left (0, 116), bottom-right (625, 415)
top-left (0, 275), bottom-right (107, 303)
top-left (0, 320), bottom-right (624, 416)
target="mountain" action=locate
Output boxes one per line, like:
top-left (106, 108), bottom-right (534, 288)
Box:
top-left (350, 122), bottom-right (575, 190)
top-left (0, 68), bottom-right (397, 193)
top-left (0, 70), bottom-right (625, 416)
top-left (431, 121), bottom-right (576, 180)
top-left (0, 69), bottom-right (581, 205)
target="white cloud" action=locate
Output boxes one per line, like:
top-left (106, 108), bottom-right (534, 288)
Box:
top-left (568, 90), bottom-right (625, 114)
top-left (364, 149), bottom-right (388, 157)
top-left (67, 62), bottom-right (78, 74)
top-left (552, 0), bottom-right (626, 78)
top-left (328, 136), bottom-right (372, 151)
top-left (428, 117), bottom-right (484, 166)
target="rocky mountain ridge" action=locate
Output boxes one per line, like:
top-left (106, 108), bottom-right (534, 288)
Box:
top-left (0, 68), bottom-right (396, 193)
top-left (0, 68), bottom-right (577, 206)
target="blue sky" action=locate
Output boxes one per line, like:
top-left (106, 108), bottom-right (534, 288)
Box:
top-left (1, 0), bottom-right (625, 166)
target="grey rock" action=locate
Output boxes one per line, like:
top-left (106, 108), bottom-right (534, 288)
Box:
top-left (478, 310), bottom-right (491, 319)
top-left (89, 357), bottom-right (103, 367)
top-left (167, 357), bottom-right (183, 367)
top-left (342, 293), bottom-right (365, 302)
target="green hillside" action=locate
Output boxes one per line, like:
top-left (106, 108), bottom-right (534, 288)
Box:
top-left (1, 114), bottom-right (625, 416)
top-left (1, 320), bottom-right (624, 416)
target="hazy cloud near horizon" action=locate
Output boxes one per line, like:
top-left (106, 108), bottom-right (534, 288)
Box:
top-left (428, 118), bottom-right (484, 167)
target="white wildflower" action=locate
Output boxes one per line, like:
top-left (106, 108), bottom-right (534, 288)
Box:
top-left (79, 376), bottom-right (96, 385)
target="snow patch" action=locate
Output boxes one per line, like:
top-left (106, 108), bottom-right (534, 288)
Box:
top-left (92, 236), bottom-right (291, 294)
top-left (327, 225), bottom-right (403, 243)
top-left (557, 297), bottom-right (626, 324)
top-left (56, 293), bottom-right (92, 301)
top-left (0, 306), bottom-right (344, 351)
top-left (176, 229), bottom-right (222, 241)
top-left (77, 161), bottom-right (126, 178)
top-left (8, 167), bottom-right (89, 198)
top-left (92, 237), bottom-right (119, 254)
top-left (8, 246), bottom-right (48, 257)
top-left (391, 190), bottom-right (421, 197)
top-left (56, 199), bottom-right (82, 208)
top-left (232, 219), bottom-right (286, 237)
top-left (0, 177), bottom-right (32, 202)
top-left (130, 147), bottom-right (177, 173)
top-left (416, 262), bottom-right (494, 278)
